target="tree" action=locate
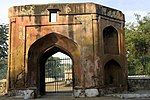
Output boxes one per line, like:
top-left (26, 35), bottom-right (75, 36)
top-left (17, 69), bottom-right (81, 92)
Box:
top-left (125, 13), bottom-right (150, 75)
top-left (45, 57), bottom-right (62, 79)
top-left (0, 24), bottom-right (8, 79)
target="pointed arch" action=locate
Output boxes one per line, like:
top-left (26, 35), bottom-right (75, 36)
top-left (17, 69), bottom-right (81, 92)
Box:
top-left (104, 59), bottom-right (122, 86)
top-left (103, 26), bottom-right (119, 54)
top-left (27, 32), bottom-right (81, 95)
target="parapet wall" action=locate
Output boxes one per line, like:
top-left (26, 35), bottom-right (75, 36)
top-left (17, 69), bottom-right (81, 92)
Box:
top-left (128, 76), bottom-right (150, 91)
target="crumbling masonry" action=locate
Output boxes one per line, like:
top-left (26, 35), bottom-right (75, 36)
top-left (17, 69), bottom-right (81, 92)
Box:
top-left (8, 2), bottom-right (127, 97)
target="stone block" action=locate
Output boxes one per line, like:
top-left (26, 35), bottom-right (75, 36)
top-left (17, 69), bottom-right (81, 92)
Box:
top-left (74, 89), bottom-right (85, 98)
top-left (85, 89), bottom-right (99, 97)
top-left (23, 89), bottom-right (35, 99)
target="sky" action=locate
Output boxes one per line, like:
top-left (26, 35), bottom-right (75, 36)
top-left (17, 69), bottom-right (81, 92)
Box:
top-left (0, 0), bottom-right (149, 24)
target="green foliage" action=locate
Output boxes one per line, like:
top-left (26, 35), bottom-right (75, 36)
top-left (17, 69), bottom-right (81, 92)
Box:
top-left (125, 13), bottom-right (150, 75)
top-left (45, 57), bottom-right (63, 79)
top-left (0, 24), bottom-right (8, 79)
top-left (0, 24), bottom-right (8, 60)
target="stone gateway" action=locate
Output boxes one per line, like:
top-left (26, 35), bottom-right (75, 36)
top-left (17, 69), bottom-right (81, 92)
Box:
top-left (7, 2), bottom-right (127, 98)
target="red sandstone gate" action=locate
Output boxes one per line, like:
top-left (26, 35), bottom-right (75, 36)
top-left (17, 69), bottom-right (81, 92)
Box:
top-left (8, 3), bottom-right (127, 98)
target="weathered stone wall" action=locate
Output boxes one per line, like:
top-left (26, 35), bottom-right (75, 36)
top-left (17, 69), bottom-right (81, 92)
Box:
top-left (8, 2), bottom-right (127, 97)
top-left (128, 76), bottom-right (150, 91)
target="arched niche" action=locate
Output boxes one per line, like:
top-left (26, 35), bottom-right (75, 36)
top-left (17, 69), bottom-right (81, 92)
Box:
top-left (103, 26), bottom-right (119, 54)
top-left (104, 59), bottom-right (122, 86)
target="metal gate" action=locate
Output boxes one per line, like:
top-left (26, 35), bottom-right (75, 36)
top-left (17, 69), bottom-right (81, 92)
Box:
top-left (45, 55), bottom-right (73, 92)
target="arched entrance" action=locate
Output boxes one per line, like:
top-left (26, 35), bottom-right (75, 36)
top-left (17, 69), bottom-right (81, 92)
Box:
top-left (44, 52), bottom-right (73, 93)
top-left (104, 60), bottom-right (122, 87)
top-left (39, 47), bottom-right (73, 94)
top-left (27, 32), bottom-right (81, 95)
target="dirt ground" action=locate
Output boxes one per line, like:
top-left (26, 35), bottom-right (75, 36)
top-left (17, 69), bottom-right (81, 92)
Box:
top-left (0, 92), bottom-right (150, 100)
top-left (0, 95), bottom-right (123, 100)
top-left (0, 95), bottom-right (149, 100)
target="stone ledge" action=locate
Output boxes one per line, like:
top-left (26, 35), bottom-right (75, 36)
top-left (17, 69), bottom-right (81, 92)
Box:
top-left (8, 89), bottom-right (36, 99)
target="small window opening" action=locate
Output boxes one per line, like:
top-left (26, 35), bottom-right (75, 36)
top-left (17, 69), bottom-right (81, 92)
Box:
top-left (50, 12), bottom-right (57, 22)
top-left (48, 9), bottom-right (60, 22)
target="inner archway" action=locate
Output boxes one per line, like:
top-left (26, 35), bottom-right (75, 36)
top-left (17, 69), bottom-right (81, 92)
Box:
top-left (39, 47), bottom-right (73, 95)
top-left (39, 46), bottom-right (74, 95)
top-left (44, 52), bottom-right (73, 93)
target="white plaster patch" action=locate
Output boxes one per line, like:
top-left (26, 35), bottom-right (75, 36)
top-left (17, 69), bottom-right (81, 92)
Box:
top-left (23, 89), bottom-right (34, 99)
top-left (73, 89), bottom-right (85, 98)
top-left (85, 89), bottom-right (99, 97)
top-left (74, 89), bottom-right (81, 97)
